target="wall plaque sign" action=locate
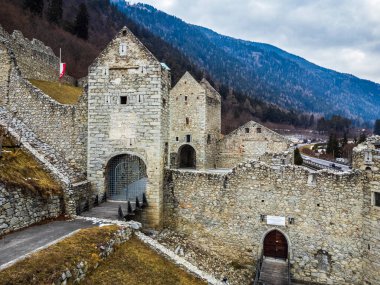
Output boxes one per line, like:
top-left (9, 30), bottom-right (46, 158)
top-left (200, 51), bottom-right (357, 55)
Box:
top-left (267, 215), bottom-right (286, 226)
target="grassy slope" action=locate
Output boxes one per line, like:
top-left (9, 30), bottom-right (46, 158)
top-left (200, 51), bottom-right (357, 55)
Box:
top-left (0, 128), bottom-right (60, 194)
top-left (0, 226), bottom-right (207, 285)
top-left (82, 237), bottom-right (207, 285)
top-left (29, 79), bottom-right (83, 105)
top-left (0, 226), bottom-right (117, 285)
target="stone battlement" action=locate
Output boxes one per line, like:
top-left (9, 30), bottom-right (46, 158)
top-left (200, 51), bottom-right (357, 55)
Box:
top-left (0, 25), bottom-right (74, 84)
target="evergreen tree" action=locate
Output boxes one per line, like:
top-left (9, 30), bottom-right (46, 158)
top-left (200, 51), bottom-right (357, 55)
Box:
top-left (294, 148), bottom-right (303, 165)
top-left (47, 0), bottom-right (63, 24)
top-left (74, 3), bottom-right (89, 40)
top-left (374, 119), bottom-right (380, 135)
top-left (309, 114), bottom-right (315, 128)
top-left (326, 133), bottom-right (340, 158)
top-left (341, 132), bottom-right (348, 147)
top-left (358, 133), bottom-right (367, 144)
top-left (23, 0), bottom-right (44, 16)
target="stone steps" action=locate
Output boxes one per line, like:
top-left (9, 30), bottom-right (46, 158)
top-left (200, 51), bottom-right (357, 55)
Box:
top-left (0, 107), bottom-right (83, 184)
top-left (259, 258), bottom-right (289, 285)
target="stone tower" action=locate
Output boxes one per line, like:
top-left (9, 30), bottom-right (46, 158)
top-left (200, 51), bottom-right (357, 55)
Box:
top-left (169, 72), bottom-right (221, 169)
top-left (87, 27), bottom-right (170, 228)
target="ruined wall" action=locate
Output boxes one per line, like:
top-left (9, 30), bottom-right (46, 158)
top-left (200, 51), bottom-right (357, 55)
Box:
top-left (164, 164), bottom-right (367, 285)
top-left (216, 121), bottom-right (291, 168)
top-left (353, 137), bottom-right (380, 285)
top-left (0, 183), bottom-right (63, 236)
top-left (169, 72), bottom-right (208, 169)
top-left (6, 65), bottom-right (88, 174)
top-left (0, 41), bottom-right (11, 106)
top-left (87, 27), bottom-right (169, 228)
top-left (0, 25), bottom-right (87, 175)
top-left (0, 26), bottom-right (75, 84)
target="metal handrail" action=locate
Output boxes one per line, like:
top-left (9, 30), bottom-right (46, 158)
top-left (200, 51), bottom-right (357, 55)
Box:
top-left (287, 254), bottom-right (291, 285)
top-left (253, 251), bottom-right (263, 285)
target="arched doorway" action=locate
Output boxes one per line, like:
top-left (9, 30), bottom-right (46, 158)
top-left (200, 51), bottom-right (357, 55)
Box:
top-left (178, 144), bottom-right (196, 168)
top-left (263, 230), bottom-right (288, 259)
top-left (106, 154), bottom-right (147, 201)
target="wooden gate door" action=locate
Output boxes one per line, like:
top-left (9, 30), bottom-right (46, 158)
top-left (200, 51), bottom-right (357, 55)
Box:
top-left (263, 230), bottom-right (288, 259)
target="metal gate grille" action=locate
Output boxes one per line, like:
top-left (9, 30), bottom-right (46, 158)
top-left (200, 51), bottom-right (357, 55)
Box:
top-left (107, 154), bottom-right (147, 202)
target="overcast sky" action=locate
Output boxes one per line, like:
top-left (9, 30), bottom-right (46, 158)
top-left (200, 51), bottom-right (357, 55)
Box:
top-left (129, 0), bottom-right (380, 83)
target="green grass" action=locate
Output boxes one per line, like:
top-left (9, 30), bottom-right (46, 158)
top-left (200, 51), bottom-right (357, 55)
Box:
top-left (0, 128), bottom-right (60, 195)
top-left (83, 237), bottom-right (207, 285)
top-left (29, 79), bottom-right (83, 105)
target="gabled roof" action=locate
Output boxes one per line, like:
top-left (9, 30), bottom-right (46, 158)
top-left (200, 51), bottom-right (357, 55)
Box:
top-left (89, 26), bottom-right (159, 69)
top-left (172, 72), bottom-right (221, 102)
top-left (200, 78), bottom-right (221, 101)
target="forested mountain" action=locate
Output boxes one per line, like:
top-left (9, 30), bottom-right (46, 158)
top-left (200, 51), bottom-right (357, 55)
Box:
top-left (1, 0), bottom-right (323, 133)
top-left (112, 1), bottom-right (380, 123)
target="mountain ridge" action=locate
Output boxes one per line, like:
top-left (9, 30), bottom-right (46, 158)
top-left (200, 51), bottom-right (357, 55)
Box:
top-left (114, 1), bottom-right (380, 123)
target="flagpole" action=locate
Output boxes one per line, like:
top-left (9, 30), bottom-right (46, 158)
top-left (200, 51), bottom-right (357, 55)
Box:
top-left (59, 48), bottom-right (62, 87)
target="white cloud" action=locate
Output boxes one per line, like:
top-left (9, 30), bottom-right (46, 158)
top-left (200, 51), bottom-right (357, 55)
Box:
top-left (129, 0), bottom-right (380, 83)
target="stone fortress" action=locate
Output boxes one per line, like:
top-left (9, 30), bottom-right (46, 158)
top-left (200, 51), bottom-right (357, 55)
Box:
top-left (0, 24), bottom-right (379, 285)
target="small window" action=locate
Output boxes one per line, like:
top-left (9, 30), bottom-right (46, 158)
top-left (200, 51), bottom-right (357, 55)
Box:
top-left (186, 135), bottom-right (191, 143)
top-left (257, 128), bottom-right (262, 133)
top-left (122, 30), bottom-right (127, 36)
top-left (176, 137), bottom-right (179, 142)
top-left (119, 43), bottom-right (127, 56)
top-left (138, 95), bottom-right (142, 103)
top-left (207, 134), bottom-right (211, 144)
top-left (186, 117), bottom-right (189, 125)
top-left (373, 192), bottom-right (380, 207)
top-left (163, 98), bottom-right (166, 107)
top-left (120, 96), bottom-right (127, 105)
top-left (245, 128), bottom-right (250, 133)
top-left (185, 96), bottom-right (188, 102)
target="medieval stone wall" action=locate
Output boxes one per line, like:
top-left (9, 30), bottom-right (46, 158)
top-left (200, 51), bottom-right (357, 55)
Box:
top-left (216, 121), bottom-right (291, 168)
top-left (0, 26), bottom-right (75, 84)
top-left (0, 183), bottom-right (63, 236)
top-left (0, 41), bottom-right (11, 106)
top-left (87, 27), bottom-right (170, 228)
top-left (352, 137), bottom-right (380, 285)
top-left (0, 25), bottom-right (87, 175)
top-left (5, 65), bottom-right (88, 173)
top-left (164, 164), bottom-right (368, 285)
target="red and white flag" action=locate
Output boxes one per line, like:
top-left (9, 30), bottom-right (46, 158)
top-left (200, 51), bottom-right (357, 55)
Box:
top-left (59, 63), bottom-right (66, 79)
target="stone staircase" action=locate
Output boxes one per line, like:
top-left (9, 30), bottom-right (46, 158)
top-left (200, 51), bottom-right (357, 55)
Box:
top-left (0, 107), bottom-right (84, 184)
top-left (259, 258), bottom-right (289, 285)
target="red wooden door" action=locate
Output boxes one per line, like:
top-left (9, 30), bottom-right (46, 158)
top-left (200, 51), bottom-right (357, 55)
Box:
top-left (263, 230), bottom-right (288, 259)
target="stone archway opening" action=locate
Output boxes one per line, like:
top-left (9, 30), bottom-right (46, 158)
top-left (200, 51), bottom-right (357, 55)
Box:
top-left (178, 144), bottom-right (196, 169)
top-left (105, 154), bottom-right (147, 201)
top-left (263, 230), bottom-right (288, 260)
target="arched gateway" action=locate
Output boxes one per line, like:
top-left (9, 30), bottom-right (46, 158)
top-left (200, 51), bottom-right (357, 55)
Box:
top-left (263, 230), bottom-right (288, 259)
top-left (106, 154), bottom-right (147, 201)
top-left (178, 144), bottom-right (196, 169)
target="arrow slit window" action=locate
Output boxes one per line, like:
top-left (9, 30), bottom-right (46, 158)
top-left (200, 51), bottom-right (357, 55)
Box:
top-left (119, 43), bottom-right (127, 56)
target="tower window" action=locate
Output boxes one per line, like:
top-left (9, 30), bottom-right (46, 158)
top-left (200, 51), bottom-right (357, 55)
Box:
top-left (122, 30), bottom-right (127, 36)
top-left (120, 96), bottom-right (127, 105)
top-left (245, 128), bottom-right (250, 133)
top-left (186, 117), bottom-right (189, 125)
top-left (207, 134), bottom-right (211, 144)
top-left (257, 128), bottom-right (262, 133)
top-left (185, 96), bottom-right (188, 101)
top-left (373, 192), bottom-right (380, 207)
top-left (176, 137), bottom-right (179, 142)
top-left (186, 135), bottom-right (191, 143)
top-left (119, 43), bottom-right (127, 56)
